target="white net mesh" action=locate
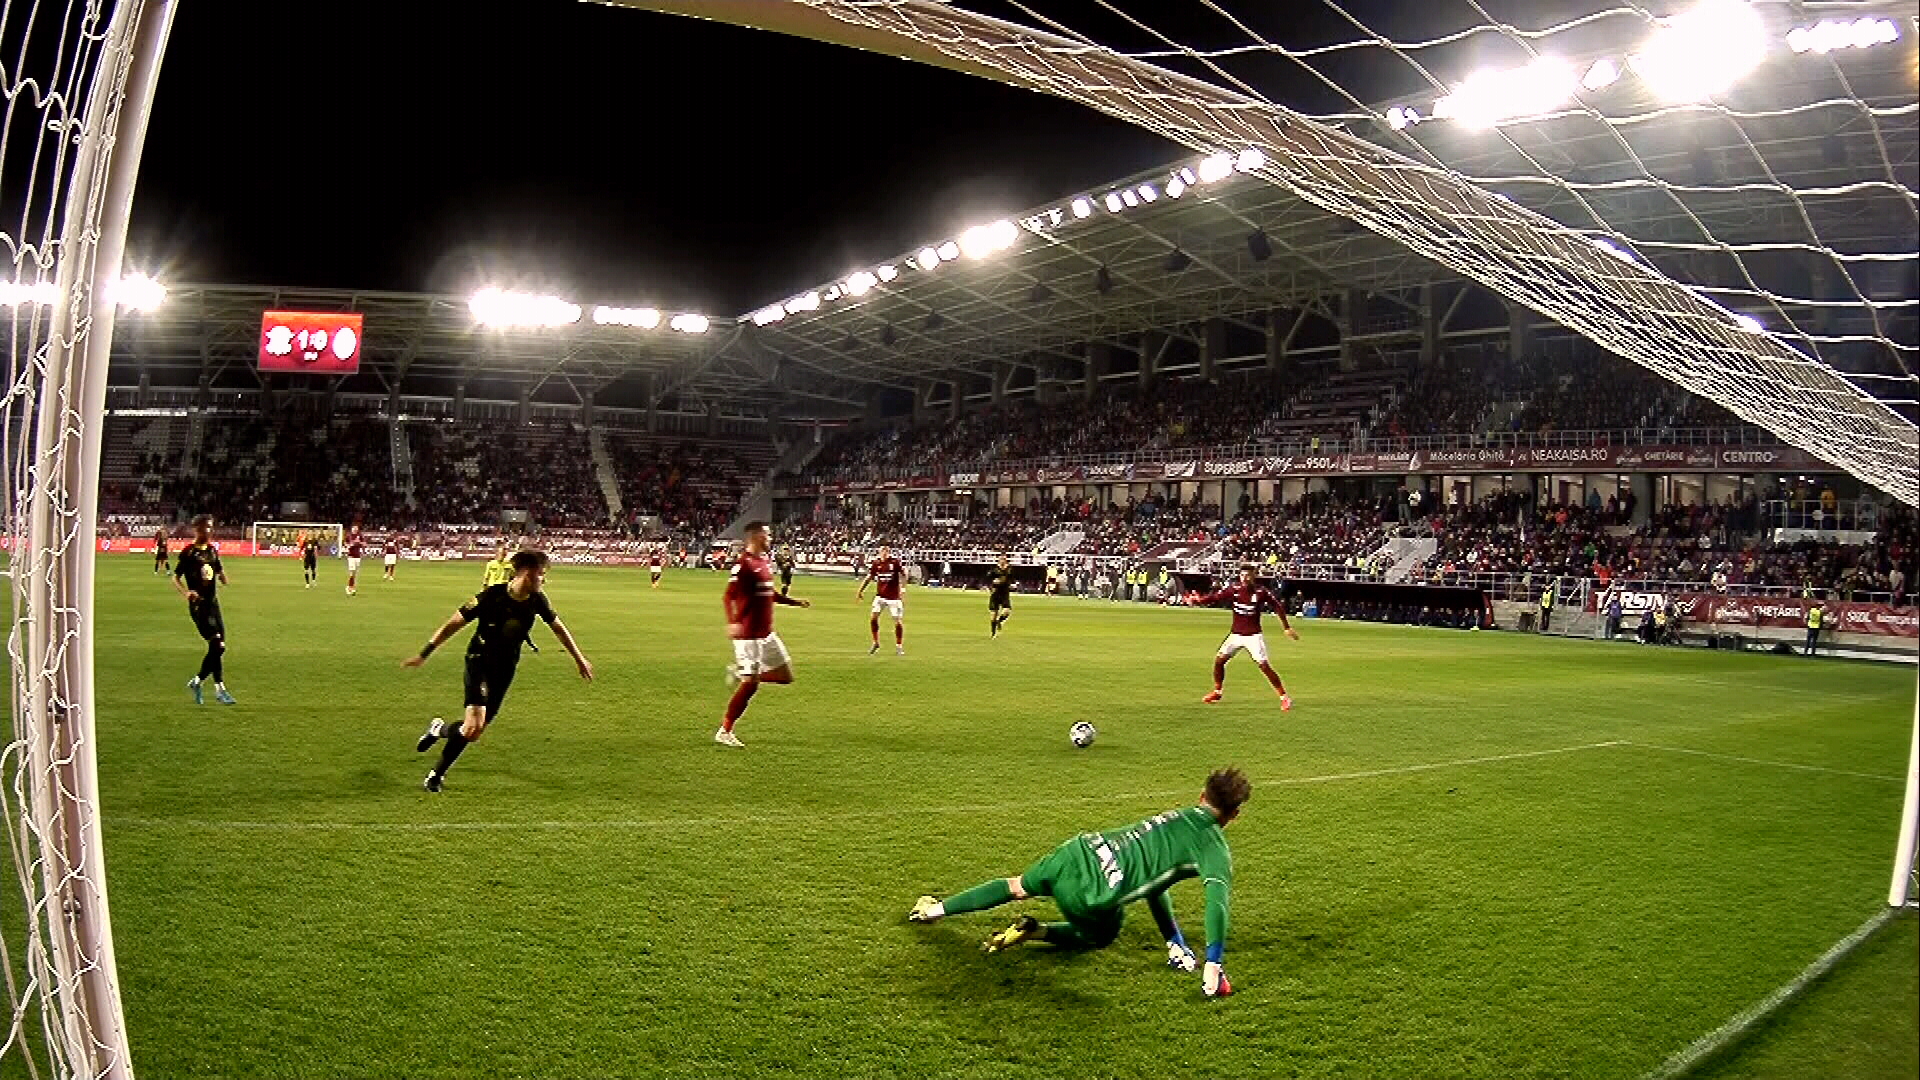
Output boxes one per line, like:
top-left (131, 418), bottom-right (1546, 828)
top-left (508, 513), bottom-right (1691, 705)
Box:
top-left (626, 0), bottom-right (1918, 504)
top-left (4, 0), bottom-right (162, 1076)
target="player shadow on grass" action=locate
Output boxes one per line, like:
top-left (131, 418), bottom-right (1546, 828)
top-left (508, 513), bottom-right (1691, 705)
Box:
top-left (898, 919), bottom-right (1145, 1008)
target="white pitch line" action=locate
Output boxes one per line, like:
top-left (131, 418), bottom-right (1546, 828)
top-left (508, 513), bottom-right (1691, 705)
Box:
top-left (1638, 906), bottom-right (1904, 1080)
top-left (113, 740), bottom-right (1624, 832)
top-left (1618, 741), bottom-right (1903, 783)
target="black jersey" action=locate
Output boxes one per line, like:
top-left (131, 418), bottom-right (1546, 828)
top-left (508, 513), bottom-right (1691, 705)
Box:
top-left (989, 569), bottom-right (1015, 596)
top-left (301, 538), bottom-right (319, 562)
top-left (458, 584), bottom-right (558, 666)
top-left (173, 543), bottom-right (224, 603)
top-left (776, 551), bottom-right (795, 575)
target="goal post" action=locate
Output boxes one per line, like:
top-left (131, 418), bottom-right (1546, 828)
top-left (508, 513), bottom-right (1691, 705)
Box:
top-left (1892, 697), bottom-right (1919, 909)
top-left (4, 2), bottom-right (178, 1078)
top-left (249, 522), bottom-right (345, 557)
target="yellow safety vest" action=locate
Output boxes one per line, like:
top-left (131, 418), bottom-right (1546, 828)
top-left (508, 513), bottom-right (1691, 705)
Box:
top-left (1540, 590), bottom-right (1554, 610)
top-left (482, 558), bottom-right (513, 586)
top-left (1806, 608), bottom-right (1822, 630)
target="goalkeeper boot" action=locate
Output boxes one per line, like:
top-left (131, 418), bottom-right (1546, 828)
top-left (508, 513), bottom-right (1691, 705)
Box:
top-left (907, 895), bottom-right (942, 923)
top-left (1167, 942), bottom-right (1198, 972)
top-left (981, 915), bottom-right (1040, 954)
top-left (416, 718), bottom-right (446, 753)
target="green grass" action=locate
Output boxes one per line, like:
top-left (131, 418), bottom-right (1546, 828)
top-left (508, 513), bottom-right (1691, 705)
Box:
top-left (45, 557), bottom-right (1920, 1077)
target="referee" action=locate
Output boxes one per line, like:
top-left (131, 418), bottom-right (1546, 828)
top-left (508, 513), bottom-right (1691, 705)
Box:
top-left (172, 514), bottom-right (237, 705)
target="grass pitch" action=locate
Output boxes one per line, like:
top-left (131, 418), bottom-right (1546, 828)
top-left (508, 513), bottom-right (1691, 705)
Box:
top-left (64, 556), bottom-right (1919, 1078)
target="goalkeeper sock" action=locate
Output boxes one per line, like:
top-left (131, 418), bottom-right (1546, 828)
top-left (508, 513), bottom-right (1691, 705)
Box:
top-left (435, 733), bottom-right (469, 775)
top-left (941, 878), bottom-right (1014, 915)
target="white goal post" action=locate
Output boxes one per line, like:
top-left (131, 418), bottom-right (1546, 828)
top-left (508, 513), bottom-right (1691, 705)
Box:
top-left (249, 522), bottom-right (345, 557)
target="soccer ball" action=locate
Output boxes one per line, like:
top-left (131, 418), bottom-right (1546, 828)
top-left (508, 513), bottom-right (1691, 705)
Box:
top-left (1069, 721), bottom-right (1097, 748)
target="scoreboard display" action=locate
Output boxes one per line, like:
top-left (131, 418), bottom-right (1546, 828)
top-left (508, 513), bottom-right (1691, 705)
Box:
top-left (259, 311), bottom-right (362, 374)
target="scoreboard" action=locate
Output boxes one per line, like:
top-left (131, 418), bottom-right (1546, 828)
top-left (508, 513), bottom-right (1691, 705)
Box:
top-left (258, 311), bottom-right (362, 374)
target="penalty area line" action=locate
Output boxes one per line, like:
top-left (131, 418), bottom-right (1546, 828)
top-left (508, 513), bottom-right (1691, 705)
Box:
top-left (1638, 906), bottom-right (1904, 1080)
top-left (1617, 741), bottom-right (1903, 783)
top-left (113, 740), bottom-right (1624, 832)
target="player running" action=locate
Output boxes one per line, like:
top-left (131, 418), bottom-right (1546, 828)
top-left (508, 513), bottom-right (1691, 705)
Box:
top-left (857, 545), bottom-right (907, 655)
top-left (776, 544), bottom-right (796, 597)
top-left (649, 545), bottom-right (665, 589)
top-left (909, 767), bottom-right (1249, 999)
top-left (407, 550), bottom-right (594, 792)
top-left (301, 532), bottom-right (320, 588)
top-left (152, 526), bottom-right (170, 575)
top-left (382, 536), bottom-right (400, 581)
top-left (718, 521), bottom-right (811, 748)
top-left (988, 556), bottom-right (1015, 637)
top-left (1188, 563), bottom-right (1299, 709)
top-left (344, 532), bottom-right (364, 595)
top-left (172, 515), bottom-right (237, 705)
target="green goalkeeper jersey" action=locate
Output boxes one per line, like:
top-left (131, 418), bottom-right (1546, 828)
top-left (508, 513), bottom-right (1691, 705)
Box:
top-left (1081, 805), bottom-right (1233, 949)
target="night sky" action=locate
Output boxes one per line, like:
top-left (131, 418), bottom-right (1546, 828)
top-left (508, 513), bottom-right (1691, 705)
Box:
top-left (125, 0), bottom-right (1554, 315)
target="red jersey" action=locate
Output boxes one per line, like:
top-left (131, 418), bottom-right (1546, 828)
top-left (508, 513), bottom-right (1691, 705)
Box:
top-left (725, 551), bottom-right (780, 639)
top-left (347, 538), bottom-right (363, 558)
top-left (1198, 583), bottom-right (1287, 636)
top-left (865, 557), bottom-right (904, 600)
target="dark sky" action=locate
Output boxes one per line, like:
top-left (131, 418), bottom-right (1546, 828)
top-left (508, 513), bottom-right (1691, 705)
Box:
top-left (126, 0), bottom-right (1537, 315)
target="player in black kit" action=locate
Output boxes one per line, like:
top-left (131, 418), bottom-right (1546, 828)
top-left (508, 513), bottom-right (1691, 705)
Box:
top-left (989, 556), bottom-right (1016, 637)
top-left (172, 515), bottom-right (237, 705)
top-left (776, 545), bottom-right (796, 596)
top-left (301, 534), bottom-right (320, 589)
top-left (405, 550), bottom-right (594, 792)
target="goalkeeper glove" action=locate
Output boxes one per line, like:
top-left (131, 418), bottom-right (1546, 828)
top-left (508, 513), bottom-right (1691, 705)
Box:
top-left (1202, 961), bottom-right (1233, 998)
top-left (1166, 942), bottom-right (1197, 972)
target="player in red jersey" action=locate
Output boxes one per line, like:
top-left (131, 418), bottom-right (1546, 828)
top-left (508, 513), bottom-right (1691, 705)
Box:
top-left (382, 536), bottom-right (400, 580)
top-left (1187, 563), bottom-right (1299, 709)
top-left (718, 521), bottom-right (812, 748)
top-left (345, 532), bottom-right (364, 596)
top-left (857, 545), bottom-right (907, 655)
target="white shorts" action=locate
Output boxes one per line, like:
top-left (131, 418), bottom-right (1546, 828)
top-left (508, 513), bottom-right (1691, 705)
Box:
top-left (649, 564), bottom-right (663, 574)
top-left (870, 597), bottom-right (905, 619)
top-left (383, 554), bottom-right (398, 566)
top-left (732, 633), bottom-right (792, 676)
top-left (346, 557), bottom-right (362, 574)
top-left (1217, 633), bottom-right (1270, 665)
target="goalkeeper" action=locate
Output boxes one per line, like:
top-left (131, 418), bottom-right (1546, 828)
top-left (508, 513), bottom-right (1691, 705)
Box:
top-left (908, 767), bottom-right (1247, 998)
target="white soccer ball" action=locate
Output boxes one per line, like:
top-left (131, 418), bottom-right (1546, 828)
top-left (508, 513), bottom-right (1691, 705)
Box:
top-left (1069, 721), bottom-right (1097, 748)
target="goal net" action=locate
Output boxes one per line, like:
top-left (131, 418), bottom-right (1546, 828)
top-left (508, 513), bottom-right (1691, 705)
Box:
top-left (3, 1), bottom-right (174, 1077)
top-left (249, 522), bottom-right (345, 557)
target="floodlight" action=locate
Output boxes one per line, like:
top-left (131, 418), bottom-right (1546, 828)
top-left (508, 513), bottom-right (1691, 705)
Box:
top-left (469, 287), bottom-right (581, 328)
top-left (592, 306), bottom-right (661, 328)
top-left (1120, 189), bottom-right (1140, 208)
top-left (1235, 148), bottom-right (1266, 172)
top-left (1386, 106), bottom-right (1411, 131)
top-left (1435, 57), bottom-right (1577, 129)
top-left (1104, 192), bottom-right (1125, 213)
top-left (785, 291), bottom-right (821, 315)
top-left (915, 246), bottom-right (940, 270)
top-left (1137, 184), bottom-right (1158, 203)
top-left (989, 220), bottom-right (1017, 249)
top-left (751, 304), bottom-right (786, 326)
top-left (0, 282), bottom-right (60, 306)
top-left (1582, 58), bottom-right (1620, 91)
top-left (1591, 237), bottom-right (1637, 263)
top-left (1631, 0), bottom-right (1766, 103)
top-left (935, 241), bottom-right (959, 261)
top-left (1732, 313), bottom-right (1763, 333)
top-left (115, 272), bottom-right (166, 312)
top-left (1166, 177), bottom-right (1187, 198)
top-left (1071, 197), bottom-right (1094, 218)
top-left (1791, 17), bottom-right (1900, 53)
top-left (846, 270), bottom-right (879, 296)
top-left (959, 224), bottom-right (996, 259)
top-left (1197, 153), bottom-right (1234, 183)
top-left (876, 264), bottom-right (899, 282)
top-left (824, 285), bottom-right (842, 302)
top-left (1177, 167), bottom-right (1197, 186)
top-left (669, 313), bottom-right (709, 334)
